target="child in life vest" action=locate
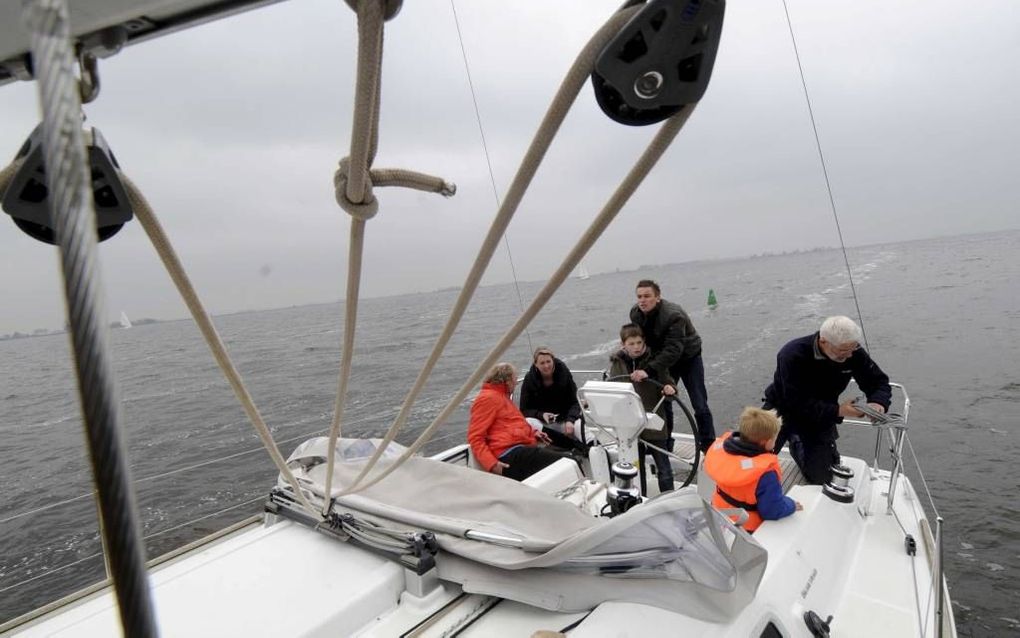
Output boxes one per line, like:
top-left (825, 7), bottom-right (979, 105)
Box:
top-left (704, 407), bottom-right (803, 532)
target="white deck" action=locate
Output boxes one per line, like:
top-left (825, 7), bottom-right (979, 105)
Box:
top-left (8, 519), bottom-right (410, 637)
top-left (3, 453), bottom-right (953, 637)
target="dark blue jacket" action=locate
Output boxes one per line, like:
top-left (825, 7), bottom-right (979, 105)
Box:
top-left (763, 332), bottom-right (891, 441)
top-left (724, 433), bottom-right (797, 522)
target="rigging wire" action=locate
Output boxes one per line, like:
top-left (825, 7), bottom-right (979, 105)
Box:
top-left (781, 0), bottom-right (870, 350)
top-left (905, 435), bottom-right (942, 519)
top-left (783, 11), bottom-right (948, 626)
top-left (0, 497), bottom-right (265, 596)
top-left (449, 0), bottom-right (533, 355)
top-left (0, 426), bottom-right (325, 527)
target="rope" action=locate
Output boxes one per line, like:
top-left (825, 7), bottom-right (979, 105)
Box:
top-left (119, 174), bottom-right (318, 516)
top-left (781, 0), bottom-right (870, 349)
top-left (22, 1), bottom-right (157, 635)
top-left (346, 8), bottom-right (701, 495)
top-left (0, 157), bottom-right (21, 193)
top-left (323, 0), bottom-right (387, 516)
top-left (322, 0), bottom-right (455, 513)
top-left (450, 0), bottom-right (533, 355)
top-left (339, 6), bottom-right (642, 495)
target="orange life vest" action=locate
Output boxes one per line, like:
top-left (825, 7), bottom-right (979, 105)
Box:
top-left (703, 431), bottom-right (782, 532)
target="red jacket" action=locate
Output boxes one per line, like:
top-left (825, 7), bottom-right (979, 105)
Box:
top-left (704, 431), bottom-right (782, 532)
top-left (468, 382), bottom-right (537, 471)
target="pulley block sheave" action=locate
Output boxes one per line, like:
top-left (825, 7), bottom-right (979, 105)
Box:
top-left (2, 124), bottom-right (134, 244)
top-left (592, 0), bottom-right (725, 126)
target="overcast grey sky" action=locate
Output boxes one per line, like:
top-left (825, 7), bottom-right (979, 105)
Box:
top-left (1, 0), bottom-right (1017, 334)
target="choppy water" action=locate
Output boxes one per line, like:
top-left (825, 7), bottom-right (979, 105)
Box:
top-left (2, 230), bottom-right (1018, 635)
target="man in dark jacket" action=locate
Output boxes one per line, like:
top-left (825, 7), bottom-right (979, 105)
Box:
top-left (763, 315), bottom-right (892, 484)
top-left (629, 279), bottom-right (715, 451)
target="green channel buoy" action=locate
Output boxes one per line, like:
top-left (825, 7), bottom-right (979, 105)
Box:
top-left (707, 289), bottom-right (717, 307)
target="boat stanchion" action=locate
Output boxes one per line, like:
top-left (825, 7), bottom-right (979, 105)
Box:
top-left (821, 463), bottom-right (855, 503)
top-left (607, 461), bottom-right (641, 516)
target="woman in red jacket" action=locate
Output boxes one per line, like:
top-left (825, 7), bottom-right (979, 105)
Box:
top-left (468, 363), bottom-right (573, 481)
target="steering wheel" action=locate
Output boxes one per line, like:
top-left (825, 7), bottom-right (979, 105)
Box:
top-left (600, 374), bottom-right (701, 489)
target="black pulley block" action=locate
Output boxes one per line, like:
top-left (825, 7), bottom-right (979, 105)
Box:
top-left (2, 124), bottom-right (133, 244)
top-left (592, 0), bottom-right (726, 126)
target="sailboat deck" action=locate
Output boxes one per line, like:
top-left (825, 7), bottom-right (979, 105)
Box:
top-left (670, 439), bottom-right (806, 493)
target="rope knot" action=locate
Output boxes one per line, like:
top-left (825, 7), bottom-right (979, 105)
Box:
top-left (334, 157), bottom-right (378, 220)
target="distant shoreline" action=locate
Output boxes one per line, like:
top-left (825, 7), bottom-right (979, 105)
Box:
top-left (0, 317), bottom-right (160, 341)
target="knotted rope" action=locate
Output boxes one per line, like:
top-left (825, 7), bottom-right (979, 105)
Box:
top-left (322, 0), bottom-right (453, 512)
top-left (339, 4), bottom-right (702, 496)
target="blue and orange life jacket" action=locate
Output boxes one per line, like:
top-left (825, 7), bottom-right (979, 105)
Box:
top-left (703, 431), bottom-right (782, 532)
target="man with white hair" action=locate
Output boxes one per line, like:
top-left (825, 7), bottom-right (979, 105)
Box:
top-left (763, 316), bottom-right (892, 484)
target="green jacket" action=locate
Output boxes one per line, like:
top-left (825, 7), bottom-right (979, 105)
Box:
top-left (608, 348), bottom-right (674, 443)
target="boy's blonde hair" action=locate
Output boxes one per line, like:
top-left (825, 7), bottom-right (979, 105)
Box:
top-left (738, 407), bottom-right (782, 444)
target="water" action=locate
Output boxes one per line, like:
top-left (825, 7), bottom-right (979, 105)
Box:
top-left (2, 230), bottom-right (1018, 635)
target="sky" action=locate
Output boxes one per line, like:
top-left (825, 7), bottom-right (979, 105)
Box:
top-left (0, 0), bottom-right (1017, 334)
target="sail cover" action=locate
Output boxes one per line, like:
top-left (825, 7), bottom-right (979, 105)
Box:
top-left (280, 438), bottom-right (767, 620)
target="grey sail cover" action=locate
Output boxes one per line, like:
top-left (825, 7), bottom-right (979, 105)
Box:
top-left (280, 438), bottom-right (767, 620)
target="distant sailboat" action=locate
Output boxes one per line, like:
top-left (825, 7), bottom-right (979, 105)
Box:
top-left (577, 262), bottom-right (591, 280)
top-left (119, 311), bottom-right (132, 329)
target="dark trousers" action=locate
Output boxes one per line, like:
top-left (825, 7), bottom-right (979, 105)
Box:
top-left (769, 420), bottom-right (837, 486)
top-left (787, 433), bottom-right (839, 485)
top-left (646, 437), bottom-right (675, 492)
top-left (668, 354), bottom-right (715, 450)
top-left (543, 426), bottom-right (587, 453)
top-left (499, 445), bottom-right (574, 482)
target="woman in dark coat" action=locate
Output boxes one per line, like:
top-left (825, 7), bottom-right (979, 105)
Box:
top-left (518, 346), bottom-right (584, 450)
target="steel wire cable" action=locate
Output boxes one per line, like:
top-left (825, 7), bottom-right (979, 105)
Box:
top-left (22, 0), bottom-right (156, 634)
top-left (0, 496), bottom-right (265, 597)
top-left (781, 0), bottom-right (870, 348)
top-left (450, 0), bottom-right (533, 354)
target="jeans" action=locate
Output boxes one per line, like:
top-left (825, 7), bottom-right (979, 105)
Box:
top-left (788, 433), bottom-right (840, 485)
top-left (647, 437), bottom-right (675, 492)
top-left (669, 354), bottom-right (715, 450)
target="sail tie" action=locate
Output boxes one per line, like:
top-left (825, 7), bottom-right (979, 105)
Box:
top-left (333, 157), bottom-right (378, 220)
top-left (322, 0), bottom-right (457, 512)
top-left (333, 157), bottom-right (456, 220)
